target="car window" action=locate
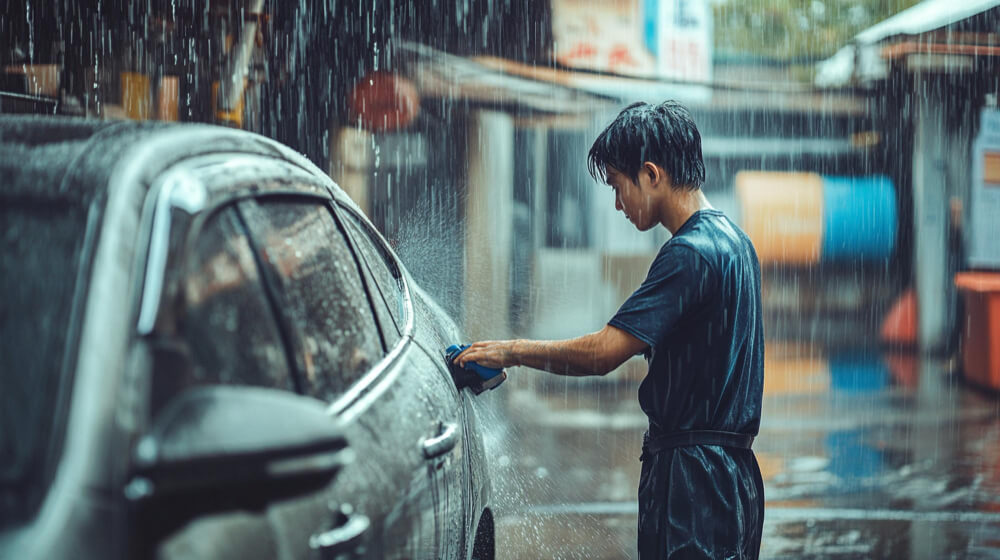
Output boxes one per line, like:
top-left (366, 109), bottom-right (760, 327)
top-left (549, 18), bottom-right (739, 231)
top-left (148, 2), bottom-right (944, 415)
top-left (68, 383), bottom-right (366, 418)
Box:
top-left (0, 199), bottom-right (87, 527)
top-left (153, 206), bottom-right (293, 414)
top-left (244, 198), bottom-right (384, 401)
top-left (338, 219), bottom-right (401, 349)
top-left (338, 206), bottom-right (407, 335)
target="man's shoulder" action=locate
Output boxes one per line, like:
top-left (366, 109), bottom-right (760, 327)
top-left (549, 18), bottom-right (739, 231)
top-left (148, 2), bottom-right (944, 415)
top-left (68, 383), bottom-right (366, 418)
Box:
top-left (663, 223), bottom-right (718, 262)
top-left (673, 213), bottom-right (754, 263)
top-left (657, 237), bottom-right (701, 262)
top-left (653, 238), bottom-right (717, 283)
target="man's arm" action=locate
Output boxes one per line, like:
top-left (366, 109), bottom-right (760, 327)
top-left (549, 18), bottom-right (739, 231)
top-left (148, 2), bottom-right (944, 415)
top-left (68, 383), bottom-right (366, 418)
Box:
top-left (455, 324), bottom-right (647, 377)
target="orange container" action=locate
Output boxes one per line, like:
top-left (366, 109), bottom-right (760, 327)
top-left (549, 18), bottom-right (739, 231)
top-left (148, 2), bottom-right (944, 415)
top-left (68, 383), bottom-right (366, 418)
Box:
top-left (736, 171), bottom-right (823, 264)
top-left (955, 272), bottom-right (1000, 390)
top-left (121, 72), bottom-right (152, 120)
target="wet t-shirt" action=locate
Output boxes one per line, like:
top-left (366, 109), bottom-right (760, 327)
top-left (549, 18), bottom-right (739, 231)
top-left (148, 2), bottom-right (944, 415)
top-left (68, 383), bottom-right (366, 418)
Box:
top-left (608, 209), bottom-right (763, 436)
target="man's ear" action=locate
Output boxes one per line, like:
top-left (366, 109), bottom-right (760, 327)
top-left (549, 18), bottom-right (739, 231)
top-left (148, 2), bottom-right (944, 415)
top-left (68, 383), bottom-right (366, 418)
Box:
top-left (643, 162), bottom-right (659, 186)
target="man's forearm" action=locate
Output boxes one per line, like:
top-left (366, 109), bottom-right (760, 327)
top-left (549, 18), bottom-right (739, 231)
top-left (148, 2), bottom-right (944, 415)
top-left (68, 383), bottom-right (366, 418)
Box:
top-left (455, 325), bottom-right (643, 375)
top-left (511, 334), bottom-right (612, 377)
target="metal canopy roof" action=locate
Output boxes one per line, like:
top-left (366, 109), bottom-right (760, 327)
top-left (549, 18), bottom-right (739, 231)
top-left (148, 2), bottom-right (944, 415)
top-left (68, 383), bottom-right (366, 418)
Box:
top-left (399, 42), bottom-right (614, 116)
top-left (816, 0), bottom-right (1000, 87)
top-left (402, 42), bottom-right (865, 116)
top-left (856, 0), bottom-right (1000, 44)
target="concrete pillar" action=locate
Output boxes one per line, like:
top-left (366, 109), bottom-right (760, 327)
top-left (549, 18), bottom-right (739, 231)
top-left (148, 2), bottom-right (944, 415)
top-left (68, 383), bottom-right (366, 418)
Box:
top-left (528, 127), bottom-right (548, 394)
top-left (330, 127), bottom-right (373, 215)
top-left (912, 85), bottom-right (950, 354)
top-left (464, 111), bottom-right (515, 341)
top-left (532, 128), bottom-right (549, 252)
top-left (943, 116), bottom-right (973, 352)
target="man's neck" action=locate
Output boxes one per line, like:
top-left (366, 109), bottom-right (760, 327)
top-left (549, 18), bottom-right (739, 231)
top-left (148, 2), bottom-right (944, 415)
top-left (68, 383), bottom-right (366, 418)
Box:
top-left (661, 189), bottom-right (711, 234)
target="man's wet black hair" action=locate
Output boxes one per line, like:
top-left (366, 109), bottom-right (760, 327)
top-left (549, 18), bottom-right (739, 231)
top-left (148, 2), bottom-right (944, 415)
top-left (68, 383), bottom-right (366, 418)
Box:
top-left (588, 100), bottom-right (705, 191)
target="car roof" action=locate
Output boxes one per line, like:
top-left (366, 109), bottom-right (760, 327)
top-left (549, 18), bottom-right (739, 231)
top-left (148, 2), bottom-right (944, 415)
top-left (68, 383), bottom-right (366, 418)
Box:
top-left (0, 115), bottom-right (335, 209)
top-left (0, 116), bottom-right (123, 205)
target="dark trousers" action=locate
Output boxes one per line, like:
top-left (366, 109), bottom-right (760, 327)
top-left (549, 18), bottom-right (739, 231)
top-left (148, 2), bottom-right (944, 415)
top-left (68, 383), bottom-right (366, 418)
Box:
top-left (637, 446), bottom-right (764, 559)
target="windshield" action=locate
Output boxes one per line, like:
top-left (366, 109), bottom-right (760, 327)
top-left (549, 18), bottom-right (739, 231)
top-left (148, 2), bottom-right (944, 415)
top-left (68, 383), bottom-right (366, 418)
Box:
top-left (0, 199), bottom-right (88, 529)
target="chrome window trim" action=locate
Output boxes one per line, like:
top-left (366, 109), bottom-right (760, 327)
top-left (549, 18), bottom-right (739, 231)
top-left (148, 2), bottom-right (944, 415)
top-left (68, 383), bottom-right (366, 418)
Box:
top-left (135, 169), bottom-right (207, 335)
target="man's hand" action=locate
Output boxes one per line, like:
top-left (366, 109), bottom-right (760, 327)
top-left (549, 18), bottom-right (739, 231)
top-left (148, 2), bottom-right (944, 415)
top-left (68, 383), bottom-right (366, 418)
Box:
top-left (455, 341), bottom-right (519, 370)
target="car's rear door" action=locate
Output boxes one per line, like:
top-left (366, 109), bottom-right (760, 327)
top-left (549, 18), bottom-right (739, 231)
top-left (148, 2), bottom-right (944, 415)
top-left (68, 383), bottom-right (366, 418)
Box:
top-left (334, 202), bottom-right (470, 558)
top-left (237, 195), bottom-right (451, 558)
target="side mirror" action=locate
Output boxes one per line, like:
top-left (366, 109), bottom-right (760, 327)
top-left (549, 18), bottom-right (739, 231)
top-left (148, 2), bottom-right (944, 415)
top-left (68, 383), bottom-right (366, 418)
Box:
top-left (127, 386), bottom-right (350, 501)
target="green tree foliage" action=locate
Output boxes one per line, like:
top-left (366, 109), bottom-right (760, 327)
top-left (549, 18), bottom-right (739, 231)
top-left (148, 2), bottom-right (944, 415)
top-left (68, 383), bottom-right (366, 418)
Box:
top-left (712, 0), bottom-right (923, 61)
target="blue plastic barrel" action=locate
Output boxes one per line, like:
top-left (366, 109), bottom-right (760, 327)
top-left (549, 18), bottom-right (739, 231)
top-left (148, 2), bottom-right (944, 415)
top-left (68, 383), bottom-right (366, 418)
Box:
top-left (828, 351), bottom-right (890, 393)
top-left (821, 175), bottom-right (897, 261)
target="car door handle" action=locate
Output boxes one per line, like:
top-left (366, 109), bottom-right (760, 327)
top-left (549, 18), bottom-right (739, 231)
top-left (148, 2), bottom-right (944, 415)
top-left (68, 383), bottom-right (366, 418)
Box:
top-left (309, 509), bottom-right (370, 557)
top-left (421, 422), bottom-right (458, 459)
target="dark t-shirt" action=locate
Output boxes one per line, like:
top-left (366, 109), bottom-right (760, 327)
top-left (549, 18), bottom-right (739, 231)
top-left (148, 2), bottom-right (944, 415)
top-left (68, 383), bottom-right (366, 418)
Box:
top-left (608, 209), bottom-right (763, 436)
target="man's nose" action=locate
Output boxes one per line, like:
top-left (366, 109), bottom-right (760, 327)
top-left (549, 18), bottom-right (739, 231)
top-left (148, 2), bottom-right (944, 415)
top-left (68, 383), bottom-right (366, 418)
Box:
top-left (615, 198), bottom-right (623, 211)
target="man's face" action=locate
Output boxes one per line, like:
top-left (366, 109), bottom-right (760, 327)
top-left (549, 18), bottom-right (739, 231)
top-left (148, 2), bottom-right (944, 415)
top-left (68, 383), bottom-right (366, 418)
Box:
top-left (606, 166), bottom-right (657, 231)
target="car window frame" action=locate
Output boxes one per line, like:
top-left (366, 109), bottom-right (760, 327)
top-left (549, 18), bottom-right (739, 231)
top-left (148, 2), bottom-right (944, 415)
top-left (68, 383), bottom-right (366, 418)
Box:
top-left (236, 195), bottom-right (389, 398)
top-left (152, 203), bottom-right (299, 404)
top-left (332, 202), bottom-right (408, 345)
top-left (317, 202), bottom-right (415, 419)
top-left (136, 156), bottom-right (333, 338)
top-left (136, 156), bottom-right (336, 417)
top-left (223, 191), bottom-right (416, 417)
top-left (135, 152), bottom-right (417, 423)
top-left (215, 193), bottom-right (416, 419)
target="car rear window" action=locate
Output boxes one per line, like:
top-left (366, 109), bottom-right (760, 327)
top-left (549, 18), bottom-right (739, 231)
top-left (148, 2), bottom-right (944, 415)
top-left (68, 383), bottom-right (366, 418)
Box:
top-left (0, 199), bottom-right (88, 527)
top-left (241, 198), bottom-right (385, 402)
top-left (338, 207), bottom-right (407, 338)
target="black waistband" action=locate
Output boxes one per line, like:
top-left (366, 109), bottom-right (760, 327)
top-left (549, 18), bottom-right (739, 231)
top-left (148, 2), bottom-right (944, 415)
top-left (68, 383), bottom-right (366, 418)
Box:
top-left (640, 429), bottom-right (755, 462)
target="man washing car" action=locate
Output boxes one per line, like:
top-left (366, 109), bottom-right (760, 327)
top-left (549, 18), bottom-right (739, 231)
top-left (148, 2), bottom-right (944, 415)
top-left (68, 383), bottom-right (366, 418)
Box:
top-left (456, 101), bottom-right (765, 559)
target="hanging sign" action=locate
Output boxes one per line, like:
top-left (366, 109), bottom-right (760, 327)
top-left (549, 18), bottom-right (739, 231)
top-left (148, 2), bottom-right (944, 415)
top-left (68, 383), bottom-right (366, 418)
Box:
top-left (551, 0), bottom-right (712, 82)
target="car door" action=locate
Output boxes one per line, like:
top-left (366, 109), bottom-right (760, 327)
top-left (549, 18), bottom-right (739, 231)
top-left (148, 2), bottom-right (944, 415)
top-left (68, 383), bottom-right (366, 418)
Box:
top-left (237, 195), bottom-right (452, 558)
top-left (138, 202), bottom-right (333, 560)
top-left (334, 202), bottom-right (470, 558)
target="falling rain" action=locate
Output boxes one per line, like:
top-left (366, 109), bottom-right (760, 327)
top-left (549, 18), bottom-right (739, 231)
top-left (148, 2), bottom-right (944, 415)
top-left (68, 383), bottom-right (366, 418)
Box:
top-left (3, 1), bottom-right (1000, 559)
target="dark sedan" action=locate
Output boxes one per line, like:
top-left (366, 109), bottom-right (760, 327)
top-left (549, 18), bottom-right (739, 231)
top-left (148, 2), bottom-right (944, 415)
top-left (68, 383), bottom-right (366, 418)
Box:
top-left (0, 116), bottom-right (494, 559)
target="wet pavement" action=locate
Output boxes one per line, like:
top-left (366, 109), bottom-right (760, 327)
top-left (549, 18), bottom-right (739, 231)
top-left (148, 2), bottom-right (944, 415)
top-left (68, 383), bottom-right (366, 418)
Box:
top-left (475, 346), bottom-right (1000, 559)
